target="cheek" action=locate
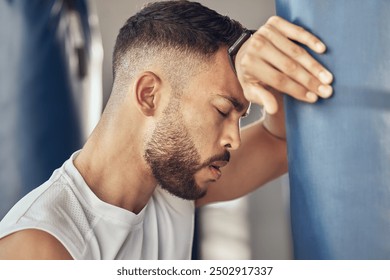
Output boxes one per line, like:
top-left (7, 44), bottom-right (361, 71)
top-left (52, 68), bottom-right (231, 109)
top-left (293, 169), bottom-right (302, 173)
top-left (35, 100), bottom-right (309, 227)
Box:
top-left (142, 120), bottom-right (157, 145)
top-left (182, 109), bottom-right (220, 159)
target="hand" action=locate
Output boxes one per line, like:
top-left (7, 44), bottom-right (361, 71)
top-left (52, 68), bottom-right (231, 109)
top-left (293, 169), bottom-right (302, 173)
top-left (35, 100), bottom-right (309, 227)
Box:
top-left (235, 16), bottom-right (333, 114)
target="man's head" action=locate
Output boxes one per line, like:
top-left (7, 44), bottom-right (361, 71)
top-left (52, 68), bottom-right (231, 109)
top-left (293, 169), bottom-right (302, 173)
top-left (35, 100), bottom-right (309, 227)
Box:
top-left (109, 1), bottom-right (249, 200)
top-left (112, 0), bottom-right (244, 94)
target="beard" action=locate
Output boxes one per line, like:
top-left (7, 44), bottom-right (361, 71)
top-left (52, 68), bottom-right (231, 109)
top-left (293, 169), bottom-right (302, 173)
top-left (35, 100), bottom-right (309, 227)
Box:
top-left (144, 97), bottom-right (230, 200)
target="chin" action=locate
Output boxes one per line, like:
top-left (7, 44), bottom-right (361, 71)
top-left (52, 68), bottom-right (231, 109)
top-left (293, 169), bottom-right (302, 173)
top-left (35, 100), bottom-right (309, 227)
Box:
top-left (193, 181), bottom-right (211, 199)
top-left (161, 182), bottom-right (207, 201)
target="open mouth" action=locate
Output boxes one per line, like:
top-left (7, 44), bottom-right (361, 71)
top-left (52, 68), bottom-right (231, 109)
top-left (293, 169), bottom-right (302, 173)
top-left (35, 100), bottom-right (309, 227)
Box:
top-left (208, 165), bottom-right (222, 180)
top-left (210, 164), bottom-right (221, 172)
top-left (210, 160), bottom-right (228, 169)
top-left (208, 161), bottom-right (228, 180)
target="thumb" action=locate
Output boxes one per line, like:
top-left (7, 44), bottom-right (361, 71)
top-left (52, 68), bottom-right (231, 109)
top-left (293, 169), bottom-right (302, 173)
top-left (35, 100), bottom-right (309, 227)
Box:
top-left (243, 84), bottom-right (279, 115)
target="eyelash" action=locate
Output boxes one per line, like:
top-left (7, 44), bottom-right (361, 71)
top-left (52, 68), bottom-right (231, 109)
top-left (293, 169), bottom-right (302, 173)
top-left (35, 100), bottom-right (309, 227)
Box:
top-left (217, 109), bottom-right (229, 118)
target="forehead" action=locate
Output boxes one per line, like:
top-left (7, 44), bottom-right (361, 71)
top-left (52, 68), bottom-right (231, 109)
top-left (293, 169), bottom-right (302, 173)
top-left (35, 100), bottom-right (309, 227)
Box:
top-left (184, 48), bottom-right (249, 108)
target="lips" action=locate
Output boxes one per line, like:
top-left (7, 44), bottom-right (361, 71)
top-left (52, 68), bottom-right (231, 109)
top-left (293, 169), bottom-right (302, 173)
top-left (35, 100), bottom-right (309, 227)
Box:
top-left (208, 161), bottom-right (228, 180)
top-left (210, 161), bottom-right (228, 169)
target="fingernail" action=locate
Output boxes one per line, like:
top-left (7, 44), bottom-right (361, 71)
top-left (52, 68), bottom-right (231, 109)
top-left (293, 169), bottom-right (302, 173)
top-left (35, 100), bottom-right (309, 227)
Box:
top-left (316, 42), bottom-right (326, 52)
top-left (318, 85), bottom-right (333, 98)
top-left (306, 91), bottom-right (318, 102)
top-left (319, 70), bottom-right (333, 84)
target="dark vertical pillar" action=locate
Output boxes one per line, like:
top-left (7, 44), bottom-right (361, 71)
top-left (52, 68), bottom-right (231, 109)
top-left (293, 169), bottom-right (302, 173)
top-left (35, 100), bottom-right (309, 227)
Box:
top-left (276, 0), bottom-right (390, 259)
top-left (0, 0), bottom-right (97, 218)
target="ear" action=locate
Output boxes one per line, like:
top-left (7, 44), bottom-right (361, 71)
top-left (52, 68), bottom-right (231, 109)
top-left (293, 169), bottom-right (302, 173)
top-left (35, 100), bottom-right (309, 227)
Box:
top-left (134, 71), bottom-right (162, 116)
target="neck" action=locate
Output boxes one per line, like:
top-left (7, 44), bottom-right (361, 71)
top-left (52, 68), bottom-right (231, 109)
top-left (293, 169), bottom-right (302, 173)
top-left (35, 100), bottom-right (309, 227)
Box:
top-left (74, 115), bottom-right (157, 214)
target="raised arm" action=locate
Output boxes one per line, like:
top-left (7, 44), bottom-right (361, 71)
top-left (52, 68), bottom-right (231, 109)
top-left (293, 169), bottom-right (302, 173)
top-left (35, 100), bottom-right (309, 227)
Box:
top-left (196, 16), bottom-right (333, 206)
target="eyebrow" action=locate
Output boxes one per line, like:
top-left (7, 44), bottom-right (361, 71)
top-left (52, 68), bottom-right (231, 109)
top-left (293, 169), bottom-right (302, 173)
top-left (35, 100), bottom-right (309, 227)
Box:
top-left (217, 94), bottom-right (250, 117)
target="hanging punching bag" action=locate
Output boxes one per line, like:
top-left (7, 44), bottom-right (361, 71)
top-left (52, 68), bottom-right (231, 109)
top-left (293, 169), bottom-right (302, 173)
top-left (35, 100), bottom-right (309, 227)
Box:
top-left (0, 0), bottom-right (102, 218)
top-left (276, 0), bottom-right (390, 259)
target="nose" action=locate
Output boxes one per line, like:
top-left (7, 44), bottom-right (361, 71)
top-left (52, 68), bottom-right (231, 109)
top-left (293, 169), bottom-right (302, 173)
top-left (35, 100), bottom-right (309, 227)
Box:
top-left (220, 122), bottom-right (241, 151)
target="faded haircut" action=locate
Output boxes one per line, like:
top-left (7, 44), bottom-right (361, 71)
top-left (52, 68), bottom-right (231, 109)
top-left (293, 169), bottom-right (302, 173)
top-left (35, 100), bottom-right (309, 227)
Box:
top-left (111, 0), bottom-right (244, 93)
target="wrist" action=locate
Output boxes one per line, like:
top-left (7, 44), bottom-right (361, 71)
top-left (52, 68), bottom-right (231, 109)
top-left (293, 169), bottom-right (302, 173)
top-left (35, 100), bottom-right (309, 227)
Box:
top-left (262, 121), bottom-right (286, 141)
top-left (262, 109), bottom-right (286, 141)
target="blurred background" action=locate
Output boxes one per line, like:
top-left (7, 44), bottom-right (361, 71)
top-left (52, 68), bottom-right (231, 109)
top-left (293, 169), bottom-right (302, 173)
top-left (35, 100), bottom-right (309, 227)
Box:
top-left (0, 0), bottom-right (292, 259)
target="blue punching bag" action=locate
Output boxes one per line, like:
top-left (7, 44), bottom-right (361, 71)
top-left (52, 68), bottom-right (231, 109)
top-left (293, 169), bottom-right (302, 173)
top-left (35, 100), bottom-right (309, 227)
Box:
top-left (0, 0), bottom-right (102, 218)
top-left (276, 0), bottom-right (390, 259)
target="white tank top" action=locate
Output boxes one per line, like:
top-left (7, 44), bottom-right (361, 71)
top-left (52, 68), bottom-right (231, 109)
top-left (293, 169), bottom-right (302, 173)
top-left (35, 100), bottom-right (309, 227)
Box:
top-left (0, 152), bottom-right (195, 259)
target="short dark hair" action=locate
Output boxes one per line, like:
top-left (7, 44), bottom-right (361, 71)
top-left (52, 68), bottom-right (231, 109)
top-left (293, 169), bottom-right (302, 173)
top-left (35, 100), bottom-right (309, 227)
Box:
top-left (112, 0), bottom-right (244, 80)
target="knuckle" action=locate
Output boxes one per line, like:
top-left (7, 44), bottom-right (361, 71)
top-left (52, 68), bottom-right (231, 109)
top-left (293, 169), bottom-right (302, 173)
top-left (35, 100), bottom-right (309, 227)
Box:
top-left (295, 26), bottom-right (305, 34)
top-left (309, 61), bottom-right (323, 73)
top-left (238, 53), bottom-right (252, 70)
top-left (291, 85), bottom-right (308, 100)
top-left (259, 24), bottom-right (273, 38)
top-left (267, 15), bottom-right (281, 26)
top-left (301, 33), bottom-right (313, 45)
top-left (250, 35), bottom-right (267, 51)
top-left (273, 73), bottom-right (288, 87)
top-left (290, 45), bottom-right (306, 58)
top-left (306, 76), bottom-right (320, 89)
top-left (283, 60), bottom-right (298, 73)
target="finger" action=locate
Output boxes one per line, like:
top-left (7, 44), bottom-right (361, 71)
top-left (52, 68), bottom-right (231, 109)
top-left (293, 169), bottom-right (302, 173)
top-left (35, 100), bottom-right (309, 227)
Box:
top-left (265, 16), bottom-right (327, 54)
top-left (238, 55), bottom-right (318, 103)
top-left (257, 23), bottom-right (333, 85)
top-left (253, 35), bottom-right (332, 98)
top-left (242, 83), bottom-right (278, 114)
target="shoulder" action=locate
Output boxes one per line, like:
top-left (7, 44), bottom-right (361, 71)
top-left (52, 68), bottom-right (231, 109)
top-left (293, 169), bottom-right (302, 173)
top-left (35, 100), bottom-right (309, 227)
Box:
top-left (0, 229), bottom-right (73, 260)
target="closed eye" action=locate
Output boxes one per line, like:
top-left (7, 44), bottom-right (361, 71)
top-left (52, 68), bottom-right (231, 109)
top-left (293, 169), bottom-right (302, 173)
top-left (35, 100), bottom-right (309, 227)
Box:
top-left (217, 109), bottom-right (229, 118)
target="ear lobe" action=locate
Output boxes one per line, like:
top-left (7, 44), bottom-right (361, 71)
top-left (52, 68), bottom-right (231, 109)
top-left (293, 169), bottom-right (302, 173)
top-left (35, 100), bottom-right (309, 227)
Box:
top-left (134, 72), bottom-right (161, 116)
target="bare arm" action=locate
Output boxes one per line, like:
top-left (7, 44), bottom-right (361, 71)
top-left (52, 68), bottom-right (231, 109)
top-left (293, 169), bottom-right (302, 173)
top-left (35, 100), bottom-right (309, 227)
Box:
top-left (196, 16), bottom-right (333, 206)
top-left (0, 230), bottom-right (73, 260)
